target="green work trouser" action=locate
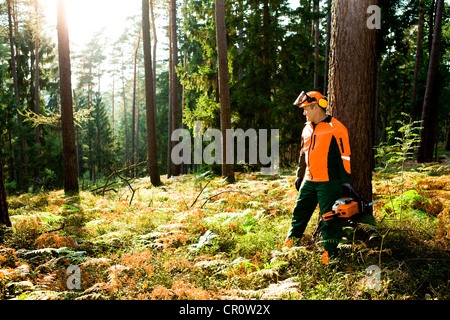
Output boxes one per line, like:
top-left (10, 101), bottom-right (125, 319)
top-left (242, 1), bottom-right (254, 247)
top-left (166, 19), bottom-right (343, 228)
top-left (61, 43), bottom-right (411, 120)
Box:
top-left (286, 179), bottom-right (343, 257)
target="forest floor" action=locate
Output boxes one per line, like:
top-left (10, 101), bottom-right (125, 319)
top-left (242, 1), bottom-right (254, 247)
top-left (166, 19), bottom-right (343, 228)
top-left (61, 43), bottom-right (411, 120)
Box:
top-left (0, 162), bottom-right (449, 300)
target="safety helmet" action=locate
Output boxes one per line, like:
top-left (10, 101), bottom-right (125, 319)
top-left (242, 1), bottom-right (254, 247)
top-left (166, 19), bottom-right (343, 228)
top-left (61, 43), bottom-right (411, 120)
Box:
top-left (293, 91), bottom-right (328, 109)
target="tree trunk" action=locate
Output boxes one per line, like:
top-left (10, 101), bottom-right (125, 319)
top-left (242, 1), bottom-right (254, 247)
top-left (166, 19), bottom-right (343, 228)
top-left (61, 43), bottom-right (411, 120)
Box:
top-left (150, 0), bottom-right (157, 106)
top-left (88, 67), bottom-right (94, 181)
top-left (7, 0), bottom-right (19, 109)
top-left (132, 33), bottom-right (141, 177)
top-left (74, 95), bottom-right (80, 177)
top-left (170, 0), bottom-right (180, 176)
top-left (0, 151), bottom-right (11, 227)
top-left (215, 0), bottom-right (234, 183)
top-left (136, 85), bottom-right (140, 166)
top-left (122, 65), bottom-right (129, 171)
top-left (34, 0), bottom-right (41, 179)
top-left (57, 0), bottom-right (79, 194)
top-left (167, 10), bottom-right (173, 179)
top-left (7, 0), bottom-right (27, 184)
top-left (142, 0), bottom-right (161, 186)
top-left (446, 124), bottom-right (450, 151)
top-left (112, 76), bottom-right (115, 135)
top-left (428, 0), bottom-right (436, 55)
top-left (181, 0), bottom-right (188, 174)
top-left (262, 0), bottom-right (271, 128)
top-left (417, 0), bottom-right (444, 163)
top-left (327, 0), bottom-right (377, 201)
top-left (411, 0), bottom-right (424, 110)
top-left (323, 0), bottom-right (331, 93)
top-left (313, 0), bottom-right (320, 89)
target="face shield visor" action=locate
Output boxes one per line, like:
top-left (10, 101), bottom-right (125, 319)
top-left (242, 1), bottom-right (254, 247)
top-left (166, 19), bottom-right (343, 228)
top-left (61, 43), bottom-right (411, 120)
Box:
top-left (293, 91), bottom-right (317, 107)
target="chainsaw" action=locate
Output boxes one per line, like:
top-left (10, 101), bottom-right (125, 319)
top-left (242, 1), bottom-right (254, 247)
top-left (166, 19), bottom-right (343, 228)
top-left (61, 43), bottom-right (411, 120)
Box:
top-left (322, 183), bottom-right (378, 222)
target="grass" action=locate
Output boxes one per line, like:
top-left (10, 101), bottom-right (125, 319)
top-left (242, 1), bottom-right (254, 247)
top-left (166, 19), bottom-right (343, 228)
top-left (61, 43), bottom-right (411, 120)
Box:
top-left (0, 164), bottom-right (449, 300)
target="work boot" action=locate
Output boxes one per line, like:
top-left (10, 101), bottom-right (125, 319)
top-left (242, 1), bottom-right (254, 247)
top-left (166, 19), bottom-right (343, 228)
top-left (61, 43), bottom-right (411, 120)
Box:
top-left (321, 250), bottom-right (340, 266)
top-left (284, 237), bottom-right (302, 248)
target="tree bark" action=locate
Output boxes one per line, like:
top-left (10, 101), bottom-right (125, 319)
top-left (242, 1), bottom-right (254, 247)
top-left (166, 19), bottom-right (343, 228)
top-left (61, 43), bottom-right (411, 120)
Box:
top-left (215, 0), bottom-right (234, 183)
top-left (313, 0), bottom-right (320, 89)
top-left (150, 0), bottom-right (157, 105)
top-left (327, 0), bottom-right (377, 201)
top-left (323, 0), bottom-right (331, 93)
top-left (0, 151), bottom-right (11, 227)
top-left (142, 0), bottom-right (161, 186)
top-left (167, 9), bottom-right (173, 179)
top-left (57, 0), bottom-right (79, 194)
top-left (122, 62), bottom-right (129, 171)
top-left (34, 0), bottom-right (41, 179)
top-left (132, 33), bottom-right (141, 177)
top-left (7, 0), bottom-right (26, 184)
top-left (417, 0), bottom-right (444, 163)
top-left (411, 0), bottom-right (424, 109)
top-left (170, 0), bottom-right (180, 176)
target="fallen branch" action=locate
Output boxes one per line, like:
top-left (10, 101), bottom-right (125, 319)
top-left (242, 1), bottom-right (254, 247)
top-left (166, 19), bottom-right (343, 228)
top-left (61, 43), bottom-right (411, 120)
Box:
top-left (200, 190), bottom-right (255, 208)
top-left (115, 171), bottom-right (136, 206)
top-left (190, 179), bottom-right (212, 208)
top-left (90, 182), bottom-right (119, 193)
top-left (100, 161), bottom-right (146, 196)
top-left (38, 223), bottom-right (65, 235)
top-left (89, 162), bottom-right (145, 205)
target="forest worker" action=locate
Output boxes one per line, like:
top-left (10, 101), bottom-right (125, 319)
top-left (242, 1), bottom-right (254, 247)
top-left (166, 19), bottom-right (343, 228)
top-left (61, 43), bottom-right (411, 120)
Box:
top-left (285, 91), bottom-right (351, 265)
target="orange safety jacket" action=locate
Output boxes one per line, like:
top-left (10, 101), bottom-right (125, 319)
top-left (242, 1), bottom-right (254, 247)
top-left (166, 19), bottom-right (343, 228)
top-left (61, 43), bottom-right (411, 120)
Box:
top-left (296, 115), bottom-right (351, 183)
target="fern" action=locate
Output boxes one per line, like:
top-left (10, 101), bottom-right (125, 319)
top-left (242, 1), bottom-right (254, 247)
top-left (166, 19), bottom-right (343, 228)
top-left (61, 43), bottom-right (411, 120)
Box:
top-left (375, 113), bottom-right (423, 220)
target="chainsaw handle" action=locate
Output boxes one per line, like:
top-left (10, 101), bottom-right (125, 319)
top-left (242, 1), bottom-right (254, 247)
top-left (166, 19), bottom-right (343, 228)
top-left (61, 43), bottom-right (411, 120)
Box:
top-left (342, 183), bottom-right (360, 200)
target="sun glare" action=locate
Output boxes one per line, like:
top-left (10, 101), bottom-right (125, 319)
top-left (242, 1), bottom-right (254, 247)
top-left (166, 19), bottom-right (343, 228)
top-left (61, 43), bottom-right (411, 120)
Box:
top-left (40, 0), bottom-right (141, 48)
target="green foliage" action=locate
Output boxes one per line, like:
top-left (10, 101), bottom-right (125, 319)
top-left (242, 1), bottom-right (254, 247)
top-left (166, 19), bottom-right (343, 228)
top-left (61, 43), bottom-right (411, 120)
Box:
top-left (383, 189), bottom-right (434, 220)
top-left (375, 113), bottom-right (424, 220)
top-left (375, 113), bottom-right (423, 171)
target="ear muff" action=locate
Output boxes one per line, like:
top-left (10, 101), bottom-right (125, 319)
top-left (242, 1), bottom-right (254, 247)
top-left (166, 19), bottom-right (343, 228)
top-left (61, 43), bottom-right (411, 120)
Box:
top-left (318, 97), bottom-right (328, 109)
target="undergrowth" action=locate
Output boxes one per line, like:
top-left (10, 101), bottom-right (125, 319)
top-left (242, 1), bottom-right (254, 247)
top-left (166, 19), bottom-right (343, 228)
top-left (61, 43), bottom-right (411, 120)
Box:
top-left (0, 165), bottom-right (449, 300)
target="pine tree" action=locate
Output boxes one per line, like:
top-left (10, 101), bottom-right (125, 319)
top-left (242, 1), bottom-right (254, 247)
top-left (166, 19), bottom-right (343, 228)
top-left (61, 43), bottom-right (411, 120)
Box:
top-left (215, 0), bottom-right (234, 183)
top-left (327, 0), bottom-right (378, 200)
top-left (57, 0), bottom-right (79, 194)
top-left (417, 0), bottom-right (444, 163)
top-left (0, 151), bottom-right (11, 227)
top-left (142, 0), bottom-right (161, 186)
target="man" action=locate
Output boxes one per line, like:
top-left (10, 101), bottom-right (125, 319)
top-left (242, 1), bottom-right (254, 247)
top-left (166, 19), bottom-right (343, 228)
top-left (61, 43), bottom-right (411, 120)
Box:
top-left (285, 91), bottom-right (351, 264)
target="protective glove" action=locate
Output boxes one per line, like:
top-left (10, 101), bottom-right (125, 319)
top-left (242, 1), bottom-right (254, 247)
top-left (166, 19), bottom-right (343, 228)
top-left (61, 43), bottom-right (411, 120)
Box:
top-left (295, 177), bottom-right (302, 191)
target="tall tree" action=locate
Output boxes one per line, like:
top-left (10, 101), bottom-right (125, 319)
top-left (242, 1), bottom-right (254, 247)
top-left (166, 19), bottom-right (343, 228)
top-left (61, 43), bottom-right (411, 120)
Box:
top-left (411, 0), bottom-right (424, 109)
top-left (167, 5), bottom-right (173, 178)
top-left (0, 151), bottom-right (11, 227)
top-left (417, 0), bottom-right (444, 163)
top-left (132, 32), bottom-right (141, 177)
top-left (323, 0), bottom-right (332, 92)
top-left (313, 0), bottom-right (320, 89)
top-left (7, 0), bottom-right (27, 184)
top-left (215, 0), bottom-right (234, 183)
top-left (327, 0), bottom-right (377, 200)
top-left (33, 0), bottom-right (41, 178)
top-left (57, 0), bottom-right (79, 194)
top-left (170, 0), bottom-right (180, 177)
top-left (142, 0), bottom-right (161, 186)
top-left (150, 0), bottom-right (157, 103)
